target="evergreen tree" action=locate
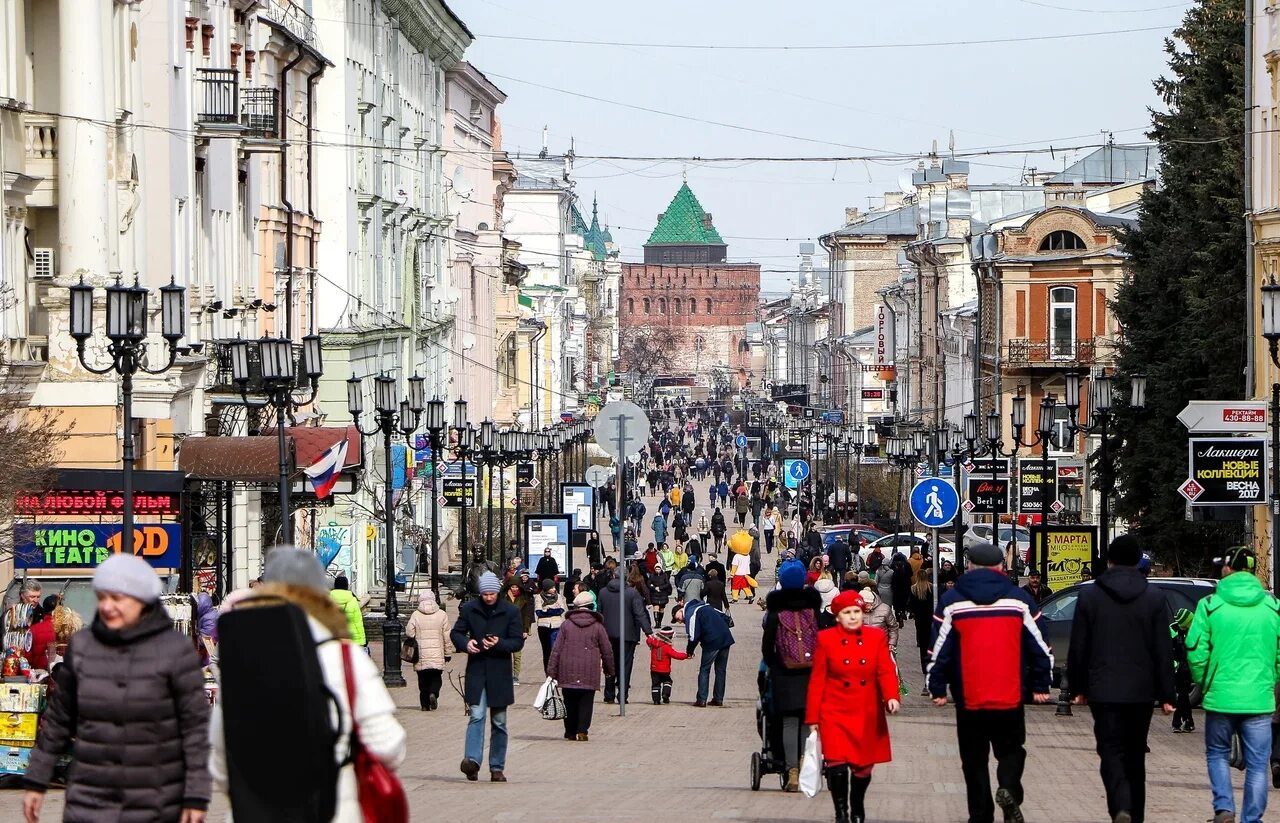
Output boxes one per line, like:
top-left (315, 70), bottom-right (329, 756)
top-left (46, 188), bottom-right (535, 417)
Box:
top-left (1112, 0), bottom-right (1246, 571)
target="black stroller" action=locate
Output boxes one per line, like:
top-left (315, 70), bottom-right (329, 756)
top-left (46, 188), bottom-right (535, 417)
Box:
top-left (749, 662), bottom-right (787, 791)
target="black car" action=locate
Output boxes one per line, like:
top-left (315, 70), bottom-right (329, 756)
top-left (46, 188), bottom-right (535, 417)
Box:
top-left (1036, 577), bottom-right (1217, 687)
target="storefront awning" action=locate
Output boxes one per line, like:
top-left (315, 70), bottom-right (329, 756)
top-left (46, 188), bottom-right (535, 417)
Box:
top-left (260, 425), bottom-right (362, 470)
top-left (179, 437), bottom-right (295, 483)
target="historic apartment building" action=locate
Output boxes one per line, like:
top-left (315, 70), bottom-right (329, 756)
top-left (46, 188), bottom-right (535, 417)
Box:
top-left (619, 183), bottom-right (760, 376)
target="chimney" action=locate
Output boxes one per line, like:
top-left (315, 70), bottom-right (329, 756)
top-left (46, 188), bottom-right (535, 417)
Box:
top-left (702, 213), bottom-right (714, 230)
top-left (883, 192), bottom-right (904, 209)
top-left (844, 206), bottom-right (861, 225)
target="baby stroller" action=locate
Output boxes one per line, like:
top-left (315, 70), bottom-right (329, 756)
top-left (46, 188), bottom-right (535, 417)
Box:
top-left (749, 662), bottom-right (787, 791)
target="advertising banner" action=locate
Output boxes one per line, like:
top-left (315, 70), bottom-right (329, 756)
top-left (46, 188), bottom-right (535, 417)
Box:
top-left (524, 514), bottom-right (572, 575)
top-left (560, 483), bottom-right (595, 531)
top-left (1030, 525), bottom-right (1097, 590)
top-left (1186, 438), bottom-right (1267, 505)
top-left (1018, 458), bottom-right (1058, 515)
top-left (875, 304), bottom-right (894, 367)
top-left (516, 463), bottom-right (536, 489)
top-left (965, 457), bottom-right (1010, 477)
top-left (16, 490), bottom-right (181, 517)
top-left (13, 523), bottom-right (183, 569)
top-left (442, 478), bottom-right (476, 508)
top-left (967, 477), bottom-right (1010, 515)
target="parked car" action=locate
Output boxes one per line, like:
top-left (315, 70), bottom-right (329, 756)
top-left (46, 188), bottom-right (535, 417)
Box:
top-left (817, 523), bottom-right (886, 550)
top-left (1037, 577), bottom-right (1217, 687)
top-left (863, 532), bottom-right (957, 566)
top-left (965, 524), bottom-right (1031, 574)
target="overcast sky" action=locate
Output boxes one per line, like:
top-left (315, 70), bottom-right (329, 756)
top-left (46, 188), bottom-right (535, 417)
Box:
top-left (452, 0), bottom-right (1186, 290)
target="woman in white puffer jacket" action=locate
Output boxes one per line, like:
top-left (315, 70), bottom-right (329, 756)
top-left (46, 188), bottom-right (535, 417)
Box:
top-left (406, 590), bottom-right (453, 711)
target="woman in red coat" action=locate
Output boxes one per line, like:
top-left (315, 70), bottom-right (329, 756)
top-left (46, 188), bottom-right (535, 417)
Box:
top-left (805, 590), bottom-right (900, 823)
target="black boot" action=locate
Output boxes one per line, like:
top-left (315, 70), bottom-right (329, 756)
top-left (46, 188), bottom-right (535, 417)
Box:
top-left (652, 685), bottom-right (662, 704)
top-left (826, 765), bottom-right (850, 823)
top-left (661, 682), bottom-right (673, 704)
top-left (850, 773), bottom-right (871, 823)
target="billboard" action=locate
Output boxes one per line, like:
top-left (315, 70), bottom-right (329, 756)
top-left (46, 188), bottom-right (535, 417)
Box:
top-left (524, 514), bottom-right (572, 575)
top-left (560, 483), bottom-right (595, 531)
top-left (13, 523), bottom-right (183, 570)
top-left (1030, 525), bottom-right (1097, 590)
top-left (1185, 438), bottom-right (1267, 505)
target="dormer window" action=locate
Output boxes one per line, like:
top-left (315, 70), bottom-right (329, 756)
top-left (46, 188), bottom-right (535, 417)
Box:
top-left (1040, 230), bottom-right (1087, 251)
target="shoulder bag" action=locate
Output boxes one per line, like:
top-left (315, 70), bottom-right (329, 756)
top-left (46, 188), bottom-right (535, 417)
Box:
top-left (341, 643), bottom-right (409, 823)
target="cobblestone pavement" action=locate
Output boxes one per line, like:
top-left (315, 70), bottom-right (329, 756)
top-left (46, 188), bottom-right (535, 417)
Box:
top-left (0, 473), bottom-right (1255, 821)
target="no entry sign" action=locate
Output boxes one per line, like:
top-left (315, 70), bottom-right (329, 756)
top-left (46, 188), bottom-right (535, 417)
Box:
top-left (1186, 438), bottom-right (1267, 506)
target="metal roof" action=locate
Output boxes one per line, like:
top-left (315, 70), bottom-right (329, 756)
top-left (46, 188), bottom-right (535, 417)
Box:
top-left (970, 186), bottom-right (1046, 223)
top-left (830, 204), bottom-right (919, 238)
top-left (512, 157), bottom-right (571, 190)
top-left (1049, 145), bottom-right (1159, 185)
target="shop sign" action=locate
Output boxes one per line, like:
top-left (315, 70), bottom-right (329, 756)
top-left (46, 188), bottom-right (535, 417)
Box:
top-left (861, 389), bottom-right (885, 400)
top-left (965, 457), bottom-right (1010, 477)
top-left (1030, 525), bottom-right (1096, 590)
top-left (516, 463), bottom-right (535, 489)
top-left (1018, 458), bottom-right (1058, 515)
top-left (967, 477), bottom-right (1009, 514)
top-left (442, 478), bottom-right (476, 508)
top-left (1187, 438), bottom-right (1267, 505)
top-left (16, 490), bottom-right (181, 517)
top-left (13, 523), bottom-right (182, 569)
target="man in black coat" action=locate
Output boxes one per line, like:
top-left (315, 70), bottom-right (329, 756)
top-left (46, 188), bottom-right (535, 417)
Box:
top-left (828, 536), bottom-right (853, 580)
top-left (1067, 534), bottom-right (1176, 823)
top-left (451, 572), bottom-right (525, 783)
top-left (534, 546), bottom-right (559, 584)
top-left (599, 573), bottom-right (653, 703)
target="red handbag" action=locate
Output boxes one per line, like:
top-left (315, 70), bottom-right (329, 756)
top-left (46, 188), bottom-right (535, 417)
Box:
top-left (341, 643), bottom-right (409, 823)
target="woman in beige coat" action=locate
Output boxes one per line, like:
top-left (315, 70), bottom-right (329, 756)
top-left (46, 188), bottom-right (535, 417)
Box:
top-left (406, 590), bottom-right (452, 711)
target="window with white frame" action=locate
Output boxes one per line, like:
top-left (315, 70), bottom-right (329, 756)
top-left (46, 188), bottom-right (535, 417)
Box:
top-left (1049, 286), bottom-right (1076, 358)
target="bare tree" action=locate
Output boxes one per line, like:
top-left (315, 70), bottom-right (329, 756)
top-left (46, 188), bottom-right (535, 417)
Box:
top-left (619, 325), bottom-right (677, 377)
top-left (0, 353), bottom-right (71, 558)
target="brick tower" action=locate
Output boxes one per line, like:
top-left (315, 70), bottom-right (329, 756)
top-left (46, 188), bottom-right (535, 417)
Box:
top-left (619, 183), bottom-right (761, 377)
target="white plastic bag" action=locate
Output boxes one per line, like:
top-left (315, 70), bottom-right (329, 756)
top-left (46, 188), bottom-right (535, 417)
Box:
top-left (799, 728), bottom-right (823, 797)
top-left (532, 676), bottom-right (554, 711)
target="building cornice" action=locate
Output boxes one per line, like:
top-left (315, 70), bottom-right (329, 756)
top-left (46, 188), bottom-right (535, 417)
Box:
top-left (382, 0), bottom-right (472, 66)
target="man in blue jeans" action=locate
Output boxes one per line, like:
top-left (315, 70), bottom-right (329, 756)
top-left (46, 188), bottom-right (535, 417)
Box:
top-left (677, 597), bottom-right (734, 707)
top-left (1188, 548), bottom-right (1280, 823)
top-left (450, 572), bottom-right (525, 782)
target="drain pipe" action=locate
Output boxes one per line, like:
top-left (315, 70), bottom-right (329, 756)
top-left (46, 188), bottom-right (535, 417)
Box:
top-left (305, 60), bottom-right (326, 335)
top-left (279, 47), bottom-right (304, 339)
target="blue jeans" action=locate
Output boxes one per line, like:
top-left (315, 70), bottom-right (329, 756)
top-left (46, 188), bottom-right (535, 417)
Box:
top-left (696, 646), bottom-right (730, 703)
top-left (1205, 711), bottom-right (1271, 823)
top-left (464, 688), bottom-right (509, 772)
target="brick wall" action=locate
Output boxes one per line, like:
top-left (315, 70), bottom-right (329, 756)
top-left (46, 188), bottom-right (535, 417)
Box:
top-left (620, 262), bottom-right (761, 372)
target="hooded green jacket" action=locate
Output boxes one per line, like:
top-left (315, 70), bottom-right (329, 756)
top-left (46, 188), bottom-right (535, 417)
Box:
top-left (329, 588), bottom-right (367, 646)
top-left (1186, 572), bottom-right (1280, 714)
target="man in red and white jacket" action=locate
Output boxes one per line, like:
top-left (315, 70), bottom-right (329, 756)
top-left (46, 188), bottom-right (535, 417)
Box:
top-left (927, 541), bottom-right (1053, 823)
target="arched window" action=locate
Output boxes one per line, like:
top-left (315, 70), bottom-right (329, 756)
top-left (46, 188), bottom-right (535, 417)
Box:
top-left (627, 297), bottom-right (634, 314)
top-left (658, 297), bottom-right (667, 314)
top-left (673, 298), bottom-right (682, 315)
top-left (705, 297), bottom-right (713, 314)
top-left (643, 297), bottom-right (650, 314)
top-left (690, 299), bottom-right (697, 315)
top-left (1049, 286), bottom-right (1076, 358)
top-left (1040, 230), bottom-right (1087, 251)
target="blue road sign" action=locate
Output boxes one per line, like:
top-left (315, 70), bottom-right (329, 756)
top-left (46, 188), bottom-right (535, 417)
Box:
top-left (735, 434), bottom-right (748, 449)
top-left (783, 458), bottom-right (810, 489)
top-left (910, 478), bottom-right (960, 528)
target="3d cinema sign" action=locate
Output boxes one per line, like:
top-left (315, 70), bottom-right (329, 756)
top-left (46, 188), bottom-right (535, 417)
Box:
top-left (13, 524), bottom-right (182, 569)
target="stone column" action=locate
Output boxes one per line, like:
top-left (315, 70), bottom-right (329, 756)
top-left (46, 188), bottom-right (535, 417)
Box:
top-left (56, 0), bottom-right (110, 285)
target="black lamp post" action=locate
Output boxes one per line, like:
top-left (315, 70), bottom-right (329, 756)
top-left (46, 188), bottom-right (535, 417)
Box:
top-left (228, 333), bottom-right (323, 544)
top-left (1265, 278), bottom-right (1280, 592)
top-left (479, 420), bottom-right (496, 565)
top-left (347, 372), bottom-right (425, 688)
top-left (453, 399), bottom-right (473, 596)
top-left (70, 276), bottom-right (186, 565)
top-left (493, 430), bottom-right (521, 565)
top-left (1062, 370), bottom-right (1146, 567)
top-left (423, 398), bottom-right (446, 599)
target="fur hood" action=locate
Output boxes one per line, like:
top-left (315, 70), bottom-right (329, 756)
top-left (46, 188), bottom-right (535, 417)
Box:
top-left (231, 582), bottom-right (351, 639)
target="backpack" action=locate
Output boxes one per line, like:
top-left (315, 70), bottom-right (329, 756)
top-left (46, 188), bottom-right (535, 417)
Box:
top-left (219, 602), bottom-right (341, 823)
top-left (776, 609), bottom-right (819, 670)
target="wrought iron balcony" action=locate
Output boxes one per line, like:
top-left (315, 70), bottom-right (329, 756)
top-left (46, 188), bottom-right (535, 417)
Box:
top-left (1004, 337), bottom-right (1117, 368)
top-left (196, 69), bottom-right (278, 137)
top-left (197, 68), bottom-right (239, 125)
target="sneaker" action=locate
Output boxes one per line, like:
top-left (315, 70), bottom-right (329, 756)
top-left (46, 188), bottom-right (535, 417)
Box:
top-left (490, 770), bottom-right (507, 782)
top-left (512, 678), bottom-right (520, 686)
top-left (920, 686), bottom-right (931, 697)
top-left (460, 758), bottom-right (480, 782)
top-left (995, 788), bottom-right (1024, 823)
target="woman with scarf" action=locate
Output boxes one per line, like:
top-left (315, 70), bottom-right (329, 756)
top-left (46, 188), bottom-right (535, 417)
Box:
top-left (533, 580), bottom-right (567, 673)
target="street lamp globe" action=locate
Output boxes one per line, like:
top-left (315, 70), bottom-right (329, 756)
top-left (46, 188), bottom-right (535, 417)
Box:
top-left (408, 375), bottom-right (426, 414)
top-left (963, 412), bottom-right (978, 443)
top-left (1064, 373), bottom-right (1082, 410)
top-left (1095, 374), bottom-right (1114, 412)
top-left (301, 333), bottom-right (323, 381)
top-left (69, 278), bottom-right (94, 344)
top-left (1263, 280), bottom-right (1280, 360)
top-left (374, 374), bottom-right (396, 415)
top-left (453, 397), bottom-right (468, 431)
top-left (426, 398), bottom-right (445, 432)
top-left (228, 338), bottom-right (253, 385)
top-left (346, 375), bottom-right (363, 417)
top-left (160, 278), bottom-right (186, 342)
top-left (1130, 373), bottom-right (1147, 409)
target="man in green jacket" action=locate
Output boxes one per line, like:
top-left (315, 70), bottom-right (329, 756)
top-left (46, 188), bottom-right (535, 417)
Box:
top-left (330, 575), bottom-right (367, 649)
top-left (1187, 548), bottom-right (1280, 823)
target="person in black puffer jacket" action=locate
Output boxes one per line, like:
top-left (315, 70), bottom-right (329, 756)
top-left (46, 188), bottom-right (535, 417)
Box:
top-left (24, 554), bottom-right (210, 823)
top-left (761, 560), bottom-right (823, 792)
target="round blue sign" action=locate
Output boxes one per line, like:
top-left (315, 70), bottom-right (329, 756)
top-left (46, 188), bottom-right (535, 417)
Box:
top-left (735, 434), bottom-right (748, 448)
top-left (909, 478), bottom-right (960, 528)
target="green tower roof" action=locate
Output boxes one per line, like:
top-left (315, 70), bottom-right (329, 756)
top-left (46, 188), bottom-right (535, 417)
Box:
top-left (645, 183), bottom-right (724, 246)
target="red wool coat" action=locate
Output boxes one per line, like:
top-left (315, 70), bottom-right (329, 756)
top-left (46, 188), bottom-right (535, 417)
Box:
top-left (804, 624), bottom-right (898, 767)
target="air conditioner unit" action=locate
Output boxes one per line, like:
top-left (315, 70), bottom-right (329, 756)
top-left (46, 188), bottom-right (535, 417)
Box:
top-left (33, 248), bottom-right (54, 280)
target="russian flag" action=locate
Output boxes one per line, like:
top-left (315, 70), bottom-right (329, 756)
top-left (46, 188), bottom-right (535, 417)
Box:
top-left (305, 439), bottom-right (349, 500)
